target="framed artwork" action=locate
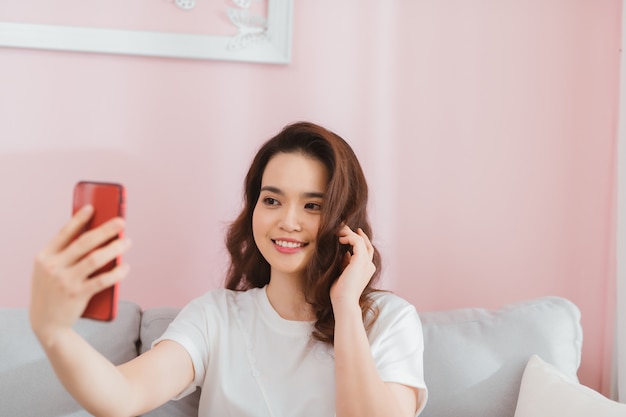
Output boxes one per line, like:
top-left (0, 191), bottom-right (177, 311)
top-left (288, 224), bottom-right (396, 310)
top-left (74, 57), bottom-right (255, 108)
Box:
top-left (0, 0), bottom-right (293, 64)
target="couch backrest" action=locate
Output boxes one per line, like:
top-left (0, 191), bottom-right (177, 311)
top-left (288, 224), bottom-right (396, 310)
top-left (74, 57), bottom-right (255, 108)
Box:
top-left (0, 296), bottom-right (582, 417)
top-left (418, 296), bottom-right (582, 417)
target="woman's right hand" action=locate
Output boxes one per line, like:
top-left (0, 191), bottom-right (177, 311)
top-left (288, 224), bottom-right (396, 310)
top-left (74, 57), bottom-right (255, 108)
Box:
top-left (30, 204), bottom-right (132, 346)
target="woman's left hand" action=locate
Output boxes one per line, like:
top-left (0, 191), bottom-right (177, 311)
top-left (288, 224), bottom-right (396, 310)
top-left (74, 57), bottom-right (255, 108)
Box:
top-left (330, 225), bottom-right (376, 307)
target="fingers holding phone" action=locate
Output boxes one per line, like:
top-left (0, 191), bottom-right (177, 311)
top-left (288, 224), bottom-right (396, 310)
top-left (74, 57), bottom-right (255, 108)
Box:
top-left (42, 203), bottom-right (96, 258)
top-left (70, 216), bottom-right (131, 287)
top-left (30, 182), bottom-right (131, 344)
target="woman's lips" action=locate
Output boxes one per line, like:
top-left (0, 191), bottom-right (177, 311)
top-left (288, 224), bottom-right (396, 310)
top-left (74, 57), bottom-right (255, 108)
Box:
top-left (272, 239), bottom-right (307, 253)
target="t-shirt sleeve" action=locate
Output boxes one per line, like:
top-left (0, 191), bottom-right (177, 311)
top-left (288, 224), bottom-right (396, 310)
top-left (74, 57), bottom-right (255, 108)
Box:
top-left (151, 294), bottom-right (216, 400)
top-left (369, 294), bottom-right (428, 415)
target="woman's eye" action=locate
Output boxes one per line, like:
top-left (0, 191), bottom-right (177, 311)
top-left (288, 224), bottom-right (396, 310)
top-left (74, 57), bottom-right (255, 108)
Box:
top-left (263, 197), bottom-right (279, 206)
top-left (305, 202), bottom-right (322, 211)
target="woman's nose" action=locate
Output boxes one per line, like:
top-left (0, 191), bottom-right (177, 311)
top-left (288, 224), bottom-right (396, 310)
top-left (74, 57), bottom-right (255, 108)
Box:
top-left (279, 206), bottom-right (302, 231)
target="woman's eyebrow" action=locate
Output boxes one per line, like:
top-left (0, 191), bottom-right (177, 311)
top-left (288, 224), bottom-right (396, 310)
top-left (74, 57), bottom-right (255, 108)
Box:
top-left (260, 186), bottom-right (324, 199)
top-left (260, 185), bottom-right (284, 195)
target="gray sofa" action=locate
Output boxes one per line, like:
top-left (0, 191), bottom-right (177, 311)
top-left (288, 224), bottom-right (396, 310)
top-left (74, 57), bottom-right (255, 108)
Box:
top-left (0, 296), bottom-right (582, 417)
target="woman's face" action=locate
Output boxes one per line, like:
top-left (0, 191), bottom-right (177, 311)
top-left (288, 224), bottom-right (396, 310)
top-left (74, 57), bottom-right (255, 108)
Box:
top-left (252, 152), bottom-right (329, 282)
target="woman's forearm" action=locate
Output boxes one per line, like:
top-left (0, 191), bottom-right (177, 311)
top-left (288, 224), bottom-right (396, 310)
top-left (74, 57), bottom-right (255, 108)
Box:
top-left (39, 328), bottom-right (139, 417)
top-left (333, 301), bottom-right (414, 417)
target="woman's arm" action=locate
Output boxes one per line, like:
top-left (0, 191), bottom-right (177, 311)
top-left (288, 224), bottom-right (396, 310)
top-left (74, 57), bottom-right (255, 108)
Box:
top-left (41, 331), bottom-right (193, 417)
top-left (333, 301), bottom-right (419, 417)
top-left (331, 226), bottom-right (422, 417)
top-left (30, 205), bottom-right (194, 417)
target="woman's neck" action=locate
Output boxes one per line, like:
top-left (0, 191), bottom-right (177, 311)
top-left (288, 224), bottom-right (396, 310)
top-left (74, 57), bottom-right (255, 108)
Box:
top-left (265, 274), bottom-right (315, 321)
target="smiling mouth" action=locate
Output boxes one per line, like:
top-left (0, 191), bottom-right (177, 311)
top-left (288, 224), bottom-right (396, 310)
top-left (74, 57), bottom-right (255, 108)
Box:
top-left (272, 239), bottom-right (307, 249)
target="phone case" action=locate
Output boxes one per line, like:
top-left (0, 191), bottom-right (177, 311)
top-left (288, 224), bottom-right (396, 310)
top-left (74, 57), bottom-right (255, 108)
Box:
top-left (72, 181), bottom-right (126, 321)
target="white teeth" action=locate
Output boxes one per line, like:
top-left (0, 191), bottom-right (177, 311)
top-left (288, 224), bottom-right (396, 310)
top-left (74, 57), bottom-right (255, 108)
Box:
top-left (274, 240), bottom-right (304, 248)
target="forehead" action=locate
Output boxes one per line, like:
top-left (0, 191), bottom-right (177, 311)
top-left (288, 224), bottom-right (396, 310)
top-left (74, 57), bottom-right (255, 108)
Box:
top-left (261, 152), bottom-right (329, 192)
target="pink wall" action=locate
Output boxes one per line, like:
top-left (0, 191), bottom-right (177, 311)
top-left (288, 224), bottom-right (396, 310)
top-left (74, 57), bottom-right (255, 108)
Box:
top-left (0, 0), bottom-right (621, 395)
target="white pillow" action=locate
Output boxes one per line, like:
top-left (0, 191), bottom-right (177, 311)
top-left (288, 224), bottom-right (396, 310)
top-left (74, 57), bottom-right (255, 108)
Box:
top-left (514, 355), bottom-right (626, 416)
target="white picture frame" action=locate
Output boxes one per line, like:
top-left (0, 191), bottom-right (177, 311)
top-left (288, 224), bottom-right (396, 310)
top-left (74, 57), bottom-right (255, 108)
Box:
top-left (0, 0), bottom-right (293, 64)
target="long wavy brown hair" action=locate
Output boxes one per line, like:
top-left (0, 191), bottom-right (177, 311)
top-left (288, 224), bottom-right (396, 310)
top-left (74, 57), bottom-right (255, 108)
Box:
top-left (225, 121), bottom-right (381, 345)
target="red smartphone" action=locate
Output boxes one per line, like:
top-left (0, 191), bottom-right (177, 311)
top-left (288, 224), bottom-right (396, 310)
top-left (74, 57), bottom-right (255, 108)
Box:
top-left (72, 181), bottom-right (126, 321)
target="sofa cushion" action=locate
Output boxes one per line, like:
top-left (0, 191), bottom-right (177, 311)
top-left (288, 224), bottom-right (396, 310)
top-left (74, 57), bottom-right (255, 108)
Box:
top-left (0, 301), bottom-right (141, 417)
top-left (139, 306), bottom-right (200, 417)
top-left (418, 296), bottom-right (582, 417)
top-left (514, 354), bottom-right (626, 417)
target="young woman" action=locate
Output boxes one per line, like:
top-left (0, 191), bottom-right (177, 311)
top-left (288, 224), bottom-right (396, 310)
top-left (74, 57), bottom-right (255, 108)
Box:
top-left (29, 122), bottom-right (427, 417)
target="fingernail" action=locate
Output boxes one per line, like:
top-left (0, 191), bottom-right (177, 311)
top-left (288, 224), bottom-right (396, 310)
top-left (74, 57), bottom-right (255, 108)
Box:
top-left (112, 217), bottom-right (126, 228)
top-left (118, 263), bottom-right (131, 275)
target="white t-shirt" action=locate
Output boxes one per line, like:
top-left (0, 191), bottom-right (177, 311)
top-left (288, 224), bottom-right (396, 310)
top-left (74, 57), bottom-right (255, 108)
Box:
top-left (154, 287), bottom-right (427, 416)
